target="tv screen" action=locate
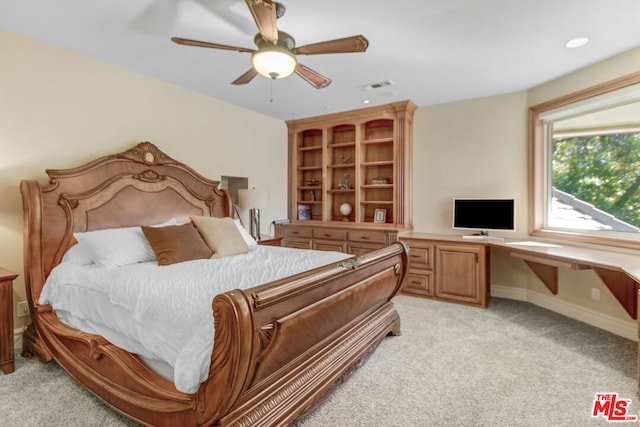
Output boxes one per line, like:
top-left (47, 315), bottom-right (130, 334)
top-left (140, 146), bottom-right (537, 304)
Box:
top-left (453, 199), bottom-right (515, 232)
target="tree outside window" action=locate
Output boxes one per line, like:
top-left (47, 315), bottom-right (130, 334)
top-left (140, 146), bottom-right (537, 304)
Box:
top-left (551, 131), bottom-right (640, 232)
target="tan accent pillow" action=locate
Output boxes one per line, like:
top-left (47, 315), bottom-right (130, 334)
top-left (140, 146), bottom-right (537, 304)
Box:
top-left (191, 216), bottom-right (250, 258)
top-left (141, 223), bottom-right (213, 266)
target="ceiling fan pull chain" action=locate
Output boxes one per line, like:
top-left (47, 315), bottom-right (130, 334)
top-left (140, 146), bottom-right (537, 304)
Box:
top-left (270, 79), bottom-right (274, 103)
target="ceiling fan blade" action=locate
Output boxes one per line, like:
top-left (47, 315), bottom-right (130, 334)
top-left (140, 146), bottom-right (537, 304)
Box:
top-left (232, 68), bottom-right (259, 85)
top-left (245, 0), bottom-right (278, 43)
top-left (294, 35), bottom-right (369, 55)
top-left (171, 37), bottom-right (255, 53)
top-left (295, 64), bottom-right (332, 89)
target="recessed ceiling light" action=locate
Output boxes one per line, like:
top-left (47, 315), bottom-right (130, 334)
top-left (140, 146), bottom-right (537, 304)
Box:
top-left (362, 99), bottom-right (370, 104)
top-left (565, 37), bottom-right (589, 48)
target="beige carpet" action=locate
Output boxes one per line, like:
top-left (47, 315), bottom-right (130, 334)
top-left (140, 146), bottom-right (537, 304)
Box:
top-left (1, 296), bottom-right (637, 426)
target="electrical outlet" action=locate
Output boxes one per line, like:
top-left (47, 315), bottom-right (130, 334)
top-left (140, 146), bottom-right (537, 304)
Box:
top-left (591, 288), bottom-right (601, 301)
top-left (17, 301), bottom-right (29, 317)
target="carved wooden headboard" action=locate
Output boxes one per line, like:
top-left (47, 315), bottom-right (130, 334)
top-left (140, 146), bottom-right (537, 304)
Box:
top-left (21, 142), bottom-right (233, 308)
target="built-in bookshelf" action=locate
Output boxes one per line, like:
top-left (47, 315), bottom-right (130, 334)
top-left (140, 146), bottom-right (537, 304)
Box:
top-left (280, 101), bottom-right (415, 253)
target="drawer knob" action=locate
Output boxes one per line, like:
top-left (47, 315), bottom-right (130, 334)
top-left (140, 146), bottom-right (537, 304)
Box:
top-left (324, 233), bottom-right (331, 237)
top-left (362, 236), bottom-right (370, 240)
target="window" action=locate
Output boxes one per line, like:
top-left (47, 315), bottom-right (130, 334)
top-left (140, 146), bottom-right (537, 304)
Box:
top-left (529, 72), bottom-right (640, 249)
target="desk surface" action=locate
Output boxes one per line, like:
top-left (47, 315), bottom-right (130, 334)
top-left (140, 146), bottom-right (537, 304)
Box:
top-left (400, 233), bottom-right (640, 284)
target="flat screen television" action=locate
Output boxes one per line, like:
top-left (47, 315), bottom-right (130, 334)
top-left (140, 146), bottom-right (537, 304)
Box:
top-left (452, 198), bottom-right (515, 236)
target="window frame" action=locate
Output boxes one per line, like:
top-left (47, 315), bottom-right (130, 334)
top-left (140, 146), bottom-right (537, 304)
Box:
top-left (529, 71), bottom-right (640, 250)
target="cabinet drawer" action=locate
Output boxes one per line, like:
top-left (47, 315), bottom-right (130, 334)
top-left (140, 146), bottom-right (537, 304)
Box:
top-left (283, 227), bottom-right (311, 239)
top-left (312, 229), bottom-right (347, 241)
top-left (347, 241), bottom-right (385, 256)
top-left (347, 230), bottom-right (387, 244)
top-left (404, 273), bottom-right (432, 296)
top-left (313, 239), bottom-right (347, 253)
top-left (283, 238), bottom-right (311, 249)
top-left (408, 246), bottom-right (434, 270)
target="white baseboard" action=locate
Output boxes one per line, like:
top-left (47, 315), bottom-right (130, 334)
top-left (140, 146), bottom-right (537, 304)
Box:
top-left (491, 285), bottom-right (637, 342)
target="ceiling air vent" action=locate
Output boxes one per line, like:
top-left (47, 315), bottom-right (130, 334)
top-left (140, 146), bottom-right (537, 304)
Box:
top-left (365, 80), bottom-right (395, 90)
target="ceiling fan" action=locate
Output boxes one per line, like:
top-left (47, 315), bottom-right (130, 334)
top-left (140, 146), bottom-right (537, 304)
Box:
top-left (171, 0), bottom-right (369, 88)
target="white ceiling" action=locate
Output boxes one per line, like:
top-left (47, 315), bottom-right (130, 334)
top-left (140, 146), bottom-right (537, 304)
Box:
top-left (2, 0), bottom-right (640, 121)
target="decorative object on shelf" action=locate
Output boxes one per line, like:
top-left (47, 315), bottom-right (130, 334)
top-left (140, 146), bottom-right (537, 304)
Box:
top-left (371, 177), bottom-right (390, 185)
top-left (374, 208), bottom-right (387, 224)
top-left (339, 202), bottom-right (353, 221)
top-left (238, 188), bottom-right (264, 241)
top-left (337, 174), bottom-right (352, 189)
top-left (338, 155), bottom-right (351, 164)
top-left (298, 204), bottom-right (311, 220)
top-left (307, 179), bottom-right (320, 201)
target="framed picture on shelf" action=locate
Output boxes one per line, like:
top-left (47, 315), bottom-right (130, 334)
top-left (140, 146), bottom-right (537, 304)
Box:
top-left (298, 204), bottom-right (311, 220)
top-left (373, 208), bottom-right (387, 224)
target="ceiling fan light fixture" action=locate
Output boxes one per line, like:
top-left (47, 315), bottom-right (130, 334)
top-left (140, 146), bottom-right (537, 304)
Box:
top-left (252, 48), bottom-right (297, 79)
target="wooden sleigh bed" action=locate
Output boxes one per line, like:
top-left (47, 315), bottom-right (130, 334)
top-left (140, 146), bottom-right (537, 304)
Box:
top-left (20, 142), bottom-right (408, 426)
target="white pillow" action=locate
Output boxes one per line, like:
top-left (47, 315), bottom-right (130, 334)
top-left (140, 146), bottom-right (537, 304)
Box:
top-left (61, 242), bottom-right (94, 265)
top-left (62, 219), bottom-right (177, 266)
top-left (74, 226), bottom-right (156, 268)
top-left (233, 219), bottom-right (258, 248)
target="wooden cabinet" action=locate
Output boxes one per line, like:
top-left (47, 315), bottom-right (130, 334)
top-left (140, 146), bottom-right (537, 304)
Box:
top-left (400, 234), bottom-right (490, 307)
top-left (282, 100), bottom-right (415, 254)
top-left (436, 244), bottom-right (488, 305)
top-left (403, 240), bottom-right (435, 297)
top-left (276, 223), bottom-right (401, 256)
top-left (281, 226), bottom-right (312, 249)
top-left (257, 236), bottom-right (283, 247)
top-left (0, 268), bottom-right (18, 374)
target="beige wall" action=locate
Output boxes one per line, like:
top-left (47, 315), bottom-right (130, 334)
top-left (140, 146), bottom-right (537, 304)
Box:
top-left (411, 46), bottom-right (640, 336)
top-left (3, 28), bottom-right (639, 339)
top-left (1, 31), bottom-right (287, 329)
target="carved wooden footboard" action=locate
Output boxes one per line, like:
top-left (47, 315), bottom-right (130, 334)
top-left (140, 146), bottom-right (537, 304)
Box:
top-left (20, 142), bottom-right (408, 426)
top-left (205, 244), bottom-right (406, 426)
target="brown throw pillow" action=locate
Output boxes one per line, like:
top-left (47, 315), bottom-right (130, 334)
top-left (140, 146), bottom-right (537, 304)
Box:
top-left (141, 223), bottom-right (213, 266)
top-left (190, 216), bottom-right (250, 258)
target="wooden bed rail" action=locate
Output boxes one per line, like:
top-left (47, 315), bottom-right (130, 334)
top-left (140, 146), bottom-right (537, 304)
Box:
top-left (202, 242), bottom-right (408, 426)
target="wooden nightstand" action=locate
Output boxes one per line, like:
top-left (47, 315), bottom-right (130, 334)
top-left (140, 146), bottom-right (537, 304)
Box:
top-left (0, 268), bottom-right (19, 374)
top-left (258, 236), bottom-right (283, 247)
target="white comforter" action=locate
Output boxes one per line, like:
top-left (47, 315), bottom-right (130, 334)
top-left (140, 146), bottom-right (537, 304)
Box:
top-left (39, 246), bottom-right (350, 393)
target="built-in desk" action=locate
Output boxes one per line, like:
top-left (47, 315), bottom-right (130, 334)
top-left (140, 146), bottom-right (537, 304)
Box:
top-left (494, 239), bottom-right (640, 320)
top-left (401, 233), bottom-right (640, 392)
top-left (400, 233), bottom-right (640, 319)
